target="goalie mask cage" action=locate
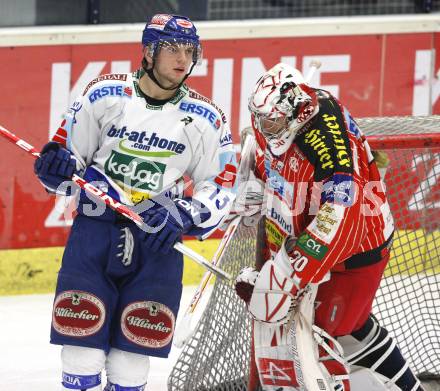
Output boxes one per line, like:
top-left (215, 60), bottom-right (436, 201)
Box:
top-left (168, 115), bottom-right (440, 391)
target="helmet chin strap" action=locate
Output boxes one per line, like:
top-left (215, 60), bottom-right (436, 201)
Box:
top-left (142, 58), bottom-right (195, 92)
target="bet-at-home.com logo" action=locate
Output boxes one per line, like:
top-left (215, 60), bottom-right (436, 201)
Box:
top-left (107, 125), bottom-right (186, 157)
top-left (105, 150), bottom-right (166, 191)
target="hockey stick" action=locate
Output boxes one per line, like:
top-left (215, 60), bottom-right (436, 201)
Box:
top-left (0, 124), bottom-right (232, 280)
top-left (173, 133), bottom-right (257, 347)
top-left (304, 60), bottom-right (322, 85)
top-left (173, 214), bottom-right (241, 348)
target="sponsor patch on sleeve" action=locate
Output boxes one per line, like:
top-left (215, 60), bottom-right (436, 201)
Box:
top-left (308, 203), bottom-right (343, 244)
top-left (343, 107), bottom-right (362, 139)
top-left (321, 173), bottom-right (355, 207)
top-left (296, 232), bottom-right (328, 260)
top-left (179, 101), bottom-right (221, 130)
top-left (296, 101), bottom-right (354, 181)
top-left (189, 90), bottom-right (227, 124)
top-left (88, 84), bottom-right (132, 103)
top-left (82, 74), bottom-right (128, 96)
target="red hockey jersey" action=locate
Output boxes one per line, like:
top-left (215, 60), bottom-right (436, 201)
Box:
top-left (254, 90), bottom-right (394, 288)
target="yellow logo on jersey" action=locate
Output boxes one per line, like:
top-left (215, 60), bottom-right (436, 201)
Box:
top-left (265, 219), bottom-right (286, 248)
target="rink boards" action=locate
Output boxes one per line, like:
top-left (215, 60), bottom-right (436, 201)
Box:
top-left (1, 229), bottom-right (439, 296)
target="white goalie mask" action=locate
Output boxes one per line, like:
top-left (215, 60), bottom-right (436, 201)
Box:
top-left (248, 63), bottom-right (319, 156)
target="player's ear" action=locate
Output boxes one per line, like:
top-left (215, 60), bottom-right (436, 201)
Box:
top-left (143, 47), bottom-right (153, 68)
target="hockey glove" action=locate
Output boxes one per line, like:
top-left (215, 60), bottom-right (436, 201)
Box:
top-left (140, 197), bottom-right (199, 254)
top-left (235, 266), bottom-right (259, 304)
top-left (34, 141), bottom-right (77, 193)
top-left (236, 237), bottom-right (301, 324)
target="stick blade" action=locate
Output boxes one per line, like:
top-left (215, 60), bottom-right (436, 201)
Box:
top-left (173, 312), bottom-right (195, 348)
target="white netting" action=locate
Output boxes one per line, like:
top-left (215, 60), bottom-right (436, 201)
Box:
top-left (207, 0), bottom-right (436, 20)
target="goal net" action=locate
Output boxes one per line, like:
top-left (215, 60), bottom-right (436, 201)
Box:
top-left (206, 0), bottom-right (432, 20)
top-left (168, 115), bottom-right (440, 390)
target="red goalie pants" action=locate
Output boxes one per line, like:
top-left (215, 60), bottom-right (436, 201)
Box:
top-left (314, 252), bottom-right (390, 337)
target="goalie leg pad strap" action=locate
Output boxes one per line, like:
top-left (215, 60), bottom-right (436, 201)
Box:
top-left (338, 315), bottom-right (423, 391)
top-left (349, 366), bottom-right (402, 391)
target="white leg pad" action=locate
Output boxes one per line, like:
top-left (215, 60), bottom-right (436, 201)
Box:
top-left (252, 283), bottom-right (350, 391)
top-left (350, 366), bottom-right (400, 391)
top-left (105, 348), bottom-right (150, 387)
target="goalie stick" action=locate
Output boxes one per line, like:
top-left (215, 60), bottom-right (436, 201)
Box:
top-left (0, 124), bottom-right (232, 280)
top-left (173, 132), bottom-right (257, 348)
top-left (304, 59), bottom-right (322, 85)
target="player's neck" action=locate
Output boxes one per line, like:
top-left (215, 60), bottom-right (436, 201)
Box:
top-left (139, 71), bottom-right (177, 100)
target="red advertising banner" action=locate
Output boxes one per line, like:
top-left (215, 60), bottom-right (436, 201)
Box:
top-left (0, 32), bottom-right (438, 249)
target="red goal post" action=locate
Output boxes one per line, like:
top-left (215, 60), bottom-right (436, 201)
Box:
top-left (168, 116), bottom-right (440, 391)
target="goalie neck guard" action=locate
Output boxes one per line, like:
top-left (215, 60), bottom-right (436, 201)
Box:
top-left (248, 63), bottom-right (319, 156)
top-left (141, 14), bottom-right (202, 91)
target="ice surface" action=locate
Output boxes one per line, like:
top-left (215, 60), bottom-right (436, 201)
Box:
top-left (0, 287), bottom-right (203, 391)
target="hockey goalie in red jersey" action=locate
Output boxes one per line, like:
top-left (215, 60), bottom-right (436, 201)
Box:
top-left (235, 63), bottom-right (424, 391)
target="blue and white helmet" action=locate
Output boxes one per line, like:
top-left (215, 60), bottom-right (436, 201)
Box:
top-left (142, 14), bottom-right (202, 65)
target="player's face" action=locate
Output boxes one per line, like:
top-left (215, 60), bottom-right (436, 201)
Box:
top-left (153, 42), bottom-right (194, 88)
top-left (259, 116), bottom-right (289, 139)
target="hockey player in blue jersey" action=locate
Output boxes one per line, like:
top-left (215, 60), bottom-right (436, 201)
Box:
top-left (34, 14), bottom-right (237, 391)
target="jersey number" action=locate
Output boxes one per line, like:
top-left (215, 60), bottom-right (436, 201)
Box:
top-left (290, 250), bottom-right (309, 272)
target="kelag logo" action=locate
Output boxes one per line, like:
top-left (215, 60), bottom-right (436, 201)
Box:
top-left (179, 101), bottom-right (221, 130)
top-left (104, 150), bottom-right (166, 192)
top-left (88, 85), bottom-right (132, 103)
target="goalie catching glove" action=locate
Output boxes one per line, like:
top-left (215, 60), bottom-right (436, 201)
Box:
top-left (235, 236), bottom-right (302, 325)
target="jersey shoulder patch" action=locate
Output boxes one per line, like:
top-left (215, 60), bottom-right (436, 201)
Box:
top-left (178, 90), bottom-right (225, 131)
top-left (188, 89), bottom-right (227, 124)
top-left (82, 73), bottom-right (129, 96)
top-left (296, 97), bottom-right (353, 181)
top-left (82, 73), bottom-right (132, 105)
